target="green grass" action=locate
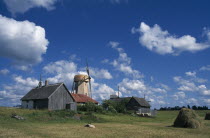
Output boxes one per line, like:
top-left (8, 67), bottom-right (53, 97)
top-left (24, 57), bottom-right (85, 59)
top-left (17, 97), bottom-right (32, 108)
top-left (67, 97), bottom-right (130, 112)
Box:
top-left (0, 107), bottom-right (210, 138)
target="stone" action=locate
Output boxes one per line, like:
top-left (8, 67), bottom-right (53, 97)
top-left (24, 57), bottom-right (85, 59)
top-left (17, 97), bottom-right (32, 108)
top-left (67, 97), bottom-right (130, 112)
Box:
top-left (84, 124), bottom-right (95, 128)
top-left (11, 114), bottom-right (25, 120)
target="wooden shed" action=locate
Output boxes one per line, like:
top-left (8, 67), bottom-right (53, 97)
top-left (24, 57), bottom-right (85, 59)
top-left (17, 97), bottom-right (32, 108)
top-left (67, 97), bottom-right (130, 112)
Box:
top-left (126, 97), bottom-right (151, 111)
top-left (21, 83), bottom-right (76, 110)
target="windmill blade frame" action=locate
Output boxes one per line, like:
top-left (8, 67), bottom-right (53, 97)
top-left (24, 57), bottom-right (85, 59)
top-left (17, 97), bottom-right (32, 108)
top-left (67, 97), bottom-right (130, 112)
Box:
top-left (86, 59), bottom-right (92, 98)
top-left (71, 81), bottom-right (75, 93)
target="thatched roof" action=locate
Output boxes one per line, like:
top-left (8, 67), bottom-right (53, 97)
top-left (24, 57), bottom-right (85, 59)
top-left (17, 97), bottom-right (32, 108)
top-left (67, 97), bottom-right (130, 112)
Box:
top-left (132, 97), bottom-right (151, 108)
top-left (110, 96), bottom-right (150, 108)
top-left (21, 83), bottom-right (63, 100)
top-left (109, 97), bottom-right (132, 102)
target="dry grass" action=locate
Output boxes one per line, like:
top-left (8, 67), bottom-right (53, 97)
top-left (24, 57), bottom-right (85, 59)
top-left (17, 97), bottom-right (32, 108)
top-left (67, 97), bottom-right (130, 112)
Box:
top-left (0, 107), bottom-right (210, 138)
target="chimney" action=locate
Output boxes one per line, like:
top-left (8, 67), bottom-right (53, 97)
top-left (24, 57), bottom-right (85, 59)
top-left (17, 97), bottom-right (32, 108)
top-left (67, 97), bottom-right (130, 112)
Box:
top-left (45, 80), bottom-right (48, 86)
top-left (38, 74), bottom-right (42, 88)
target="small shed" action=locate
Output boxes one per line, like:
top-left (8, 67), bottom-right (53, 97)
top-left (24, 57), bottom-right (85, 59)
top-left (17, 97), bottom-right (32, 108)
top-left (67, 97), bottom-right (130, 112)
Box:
top-left (21, 83), bottom-right (76, 110)
top-left (126, 97), bottom-right (151, 112)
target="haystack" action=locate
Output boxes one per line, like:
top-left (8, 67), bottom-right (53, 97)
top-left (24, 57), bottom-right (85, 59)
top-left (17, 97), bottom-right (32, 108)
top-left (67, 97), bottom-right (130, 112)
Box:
top-left (205, 113), bottom-right (210, 120)
top-left (173, 108), bottom-right (201, 129)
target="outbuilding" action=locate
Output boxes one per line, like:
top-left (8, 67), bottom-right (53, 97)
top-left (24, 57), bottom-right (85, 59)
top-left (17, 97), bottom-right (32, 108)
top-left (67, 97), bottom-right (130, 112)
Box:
top-left (21, 82), bottom-right (76, 110)
top-left (126, 97), bottom-right (151, 113)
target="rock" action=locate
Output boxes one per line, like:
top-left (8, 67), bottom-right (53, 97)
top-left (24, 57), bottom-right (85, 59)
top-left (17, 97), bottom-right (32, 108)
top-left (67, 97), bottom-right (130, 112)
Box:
top-left (205, 113), bottom-right (210, 120)
top-left (11, 114), bottom-right (25, 120)
top-left (84, 124), bottom-right (95, 128)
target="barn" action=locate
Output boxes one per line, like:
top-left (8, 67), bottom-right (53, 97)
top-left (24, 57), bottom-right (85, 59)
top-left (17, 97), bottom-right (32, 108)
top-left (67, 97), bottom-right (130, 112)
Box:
top-left (126, 97), bottom-right (151, 112)
top-left (21, 82), bottom-right (76, 110)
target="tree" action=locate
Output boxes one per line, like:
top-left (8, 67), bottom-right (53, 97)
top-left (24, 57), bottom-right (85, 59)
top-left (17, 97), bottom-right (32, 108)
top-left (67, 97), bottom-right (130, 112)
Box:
top-left (192, 105), bottom-right (197, 110)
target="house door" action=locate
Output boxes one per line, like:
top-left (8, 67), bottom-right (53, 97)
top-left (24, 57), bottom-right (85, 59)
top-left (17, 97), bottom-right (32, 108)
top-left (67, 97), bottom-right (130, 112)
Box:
top-left (33, 101), bottom-right (37, 109)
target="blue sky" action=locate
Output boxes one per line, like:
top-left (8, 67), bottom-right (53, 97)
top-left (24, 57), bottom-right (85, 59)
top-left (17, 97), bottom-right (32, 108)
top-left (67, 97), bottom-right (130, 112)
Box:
top-left (0, 0), bottom-right (210, 108)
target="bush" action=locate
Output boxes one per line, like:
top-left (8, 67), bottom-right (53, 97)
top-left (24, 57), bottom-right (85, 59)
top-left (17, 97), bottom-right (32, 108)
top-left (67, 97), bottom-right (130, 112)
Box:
top-left (102, 99), bottom-right (130, 113)
top-left (81, 112), bottom-right (99, 123)
top-left (108, 106), bottom-right (117, 113)
top-left (77, 105), bottom-right (86, 111)
top-left (47, 110), bottom-right (76, 118)
top-left (95, 105), bottom-right (104, 113)
top-left (85, 102), bottom-right (96, 112)
top-left (77, 102), bottom-right (105, 113)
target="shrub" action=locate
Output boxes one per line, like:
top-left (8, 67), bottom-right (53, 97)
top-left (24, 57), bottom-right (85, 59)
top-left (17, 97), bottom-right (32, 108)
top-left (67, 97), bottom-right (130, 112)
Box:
top-left (77, 105), bottom-right (86, 111)
top-left (47, 110), bottom-right (76, 118)
top-left (85, 102), bottom-right (96, 112)
top-left (95, 105), bottom-right (104, 113)
top-left (102, 99), bottom-right (130, 113)
top-left (81, 112), bottom-right (99, 123)
top-left (108, 106), bottom-right (117, 113)
top-left (77, 102), bottom-right (105, 113)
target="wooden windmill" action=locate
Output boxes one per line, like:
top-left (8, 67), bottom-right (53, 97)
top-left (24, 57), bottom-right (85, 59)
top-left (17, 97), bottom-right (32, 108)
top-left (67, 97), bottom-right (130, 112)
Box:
top-left (71, 60), bottom-right (92, 97)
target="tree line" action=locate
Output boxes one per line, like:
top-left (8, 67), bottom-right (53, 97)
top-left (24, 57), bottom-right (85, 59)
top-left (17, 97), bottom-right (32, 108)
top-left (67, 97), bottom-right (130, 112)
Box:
top-left (159, 105), bottom-right (209, 110)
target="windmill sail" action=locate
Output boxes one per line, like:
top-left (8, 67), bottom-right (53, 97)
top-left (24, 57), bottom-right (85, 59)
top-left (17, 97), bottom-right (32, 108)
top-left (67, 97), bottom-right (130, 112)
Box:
top-left (71, 81), bottom-right (75, 93)
top-left (86, 59), bottom-right (92, 98)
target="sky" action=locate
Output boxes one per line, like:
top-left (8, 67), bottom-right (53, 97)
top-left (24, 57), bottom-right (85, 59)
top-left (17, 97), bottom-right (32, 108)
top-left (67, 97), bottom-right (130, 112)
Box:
top-left (0, 0), bottom-right (210, 109)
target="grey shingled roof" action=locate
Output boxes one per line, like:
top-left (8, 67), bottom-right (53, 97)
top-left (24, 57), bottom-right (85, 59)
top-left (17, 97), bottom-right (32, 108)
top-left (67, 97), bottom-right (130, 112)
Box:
top-left (109, 97), bottom-right (131, 102)
top-left (21, 83), bottom-right (63, 100)
top-left (133, 97), bottom-right (151, 107)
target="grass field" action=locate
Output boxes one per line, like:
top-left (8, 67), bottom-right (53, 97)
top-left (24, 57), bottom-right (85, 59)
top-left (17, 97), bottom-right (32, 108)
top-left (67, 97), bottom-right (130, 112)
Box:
top-left (0, 107), bottom-right (209, 138)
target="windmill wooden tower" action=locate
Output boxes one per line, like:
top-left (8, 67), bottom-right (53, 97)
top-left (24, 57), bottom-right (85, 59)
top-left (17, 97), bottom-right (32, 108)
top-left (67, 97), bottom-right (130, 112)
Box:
top-left (71, 60), bottom-right (92, 97)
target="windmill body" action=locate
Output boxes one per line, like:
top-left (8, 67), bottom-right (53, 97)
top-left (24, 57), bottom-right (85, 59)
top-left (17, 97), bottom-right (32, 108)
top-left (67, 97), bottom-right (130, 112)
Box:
top-left (73, 74), bottom-right (89, 96)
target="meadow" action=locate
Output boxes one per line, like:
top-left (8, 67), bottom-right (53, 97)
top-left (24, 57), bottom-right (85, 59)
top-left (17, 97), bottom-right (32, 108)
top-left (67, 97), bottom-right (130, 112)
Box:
top-left (0, 107), bottom-right (209, 138)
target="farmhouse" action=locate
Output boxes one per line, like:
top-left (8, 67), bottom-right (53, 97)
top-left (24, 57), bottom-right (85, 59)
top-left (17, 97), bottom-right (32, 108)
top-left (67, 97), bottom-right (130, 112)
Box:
top-left (110, 95), bottom-right (131, 102)
top-left (109, 95), bottom-right (151, 112)
top-left (21, 79), bottom-right (99, 110)
top-left (21, 82), bottom-right (76, 110)
top-left (126, 97), bottom-right (151, 112)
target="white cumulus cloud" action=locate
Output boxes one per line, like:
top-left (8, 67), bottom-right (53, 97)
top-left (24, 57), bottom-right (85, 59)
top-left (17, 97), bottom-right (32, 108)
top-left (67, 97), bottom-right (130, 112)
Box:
top-left (172, 91), bottom-right (186, 100)
top-left (132, 22), bottom-right (210, 55)
top-left (90, 68), bottom-right (113, 79)
top-left (0, 75), bottom-right (39, 106)
top-left (43, 60), bottom-right (114, 101)
top-left (200, 65), bottom-right (210, 71)
top-left (4, 0), bottom-right (59, 15)
top-left (185, 71), bottom-right (196, 77)
top-left (109, 41), bottom-right (144, 79)
top-left (0, 15), bottom-right (48, 67)
top-left (118, 78), bottom-right (146, 92)
top-left (0, 69), bottom-right (9, 75)
top-left (174, 75), bottom-right (210, 96)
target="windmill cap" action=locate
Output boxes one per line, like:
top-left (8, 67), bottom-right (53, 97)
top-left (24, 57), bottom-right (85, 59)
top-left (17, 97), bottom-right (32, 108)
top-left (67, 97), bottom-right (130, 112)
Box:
top-left (74, 74), bottom-right (89, 82)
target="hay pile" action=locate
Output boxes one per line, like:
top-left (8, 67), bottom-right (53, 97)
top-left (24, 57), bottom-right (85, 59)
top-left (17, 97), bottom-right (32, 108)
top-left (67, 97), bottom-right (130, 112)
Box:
top-left (205, 113), bottom-right (210, 120)
top-left (173, 108), bottom-right (201, 129)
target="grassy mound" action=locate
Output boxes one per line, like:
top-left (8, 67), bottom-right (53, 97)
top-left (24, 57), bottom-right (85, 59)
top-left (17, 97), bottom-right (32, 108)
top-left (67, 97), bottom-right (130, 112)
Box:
top-left (173, 108), bottom-right (201, 129)
top-left (205, 113), bottom-right (210, 120)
